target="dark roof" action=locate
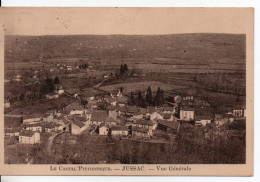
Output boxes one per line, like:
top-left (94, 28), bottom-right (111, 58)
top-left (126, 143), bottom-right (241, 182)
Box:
top-left (133, 119), bottom-right (154, 126)
top-left (127, 106), bottom-right (140, 113)
top-left (163, 113), bottom-right (172, 120)
top-left (111, 126), bottom-right (129, 131)
top-left (147, 106), bottom-right (156, 114)
top-left (23, 114), bottom-right (44, 119)
top-left (163, 107), bottom-right (174, 112)
top-left (105, 117), bottom-right (117, 123)
top-left (65, 88), bottom-right (79, 95)
top-left (180, 106), bottom-right (194, 111)
top-left (26, 123), bottom-right (43, 127)
top-left (72, 120), bottom-right (85, 128)
top-left (132, 127), bottom-right (150, 133)
top-left (91, 110), bottom-right (108, 122)
top-left (156, 120), bottom-right (180, 130)
top-left (195, 115), bottom-right (213, 121)
top-left (19, 130), bottom-right (37, 137)
top-left (5, 127), bottom-right (22, 133)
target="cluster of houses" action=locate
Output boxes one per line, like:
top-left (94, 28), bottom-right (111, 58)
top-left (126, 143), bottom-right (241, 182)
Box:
top-left (5, 86), bottom-right (246, 145)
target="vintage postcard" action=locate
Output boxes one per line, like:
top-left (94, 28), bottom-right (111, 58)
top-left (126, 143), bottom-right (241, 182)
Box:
top-left (0, 7), bottom-right (254, 176)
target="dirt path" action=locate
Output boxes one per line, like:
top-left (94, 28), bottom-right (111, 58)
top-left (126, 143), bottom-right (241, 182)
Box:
top-left (47, 132), bottom-right (64, 155)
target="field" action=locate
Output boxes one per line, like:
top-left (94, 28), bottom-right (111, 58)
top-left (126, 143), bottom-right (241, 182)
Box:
top-left (7, 95), bottom-right (76, 115)
top-left (99, 81), bottom-right (187, 94)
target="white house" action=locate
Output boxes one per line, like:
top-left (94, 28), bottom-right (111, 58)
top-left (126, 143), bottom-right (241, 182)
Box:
top-left (25, 123), bottom-right (43, 132)
top-left (195, 116), bottom-right (212, 127)
top-left (70, 121), bottom-right (88, 135)
top-left (19, 131), bottom-right (40, 144)
top-left (132, 127), bottom-right (153, 138)
top-left (149, 112), bottom-right (163, 121)
top-left (111, 126), bottom-right (129, 136)
top-left (99, 125), bottom-right (109, 135)
top-left (4, 99), bottom-right (10, 108)
top-left (22, 114), bottom-right (43, 124)
top-left (180, 107), bottom-right (194, 121)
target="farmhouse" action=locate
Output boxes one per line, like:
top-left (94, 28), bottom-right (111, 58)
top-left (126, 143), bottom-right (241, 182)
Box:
top-left (86, 110), bottom-right (108, 125)
top-left (19, 131), bottom-right (40, 144)
top-left (132, 127), bottom-right (153, 138)
top-left (233, 107), bottom-right (245, 117)
top-left (195, 115), bottom-right (212, 126)
top-left (22, 114), bottom-right (44, 124)
top-left (25, 123), bottom-right (43, 132)
top-left (99, 125), bottom-right (109, 135)
top-left (132, 119), bottom-right (157, 130)
top-left (105, 117), bottom-right (117, 126)
top-left (5, 127), bottom-right (21, 137)
top-left (180, 106), bottom-right (194, 121)
top-left (65, 88), bottom-right (79, 98)
top-left (150, 111), bottom-right (163, 121)
top-left (156, 120), bottom-right (180, 134)
top-left (111, 126), bottom-right (129, 136)
top-left (70, 120), bottom-right (88, 135)
top-left (43, 114), bottom-right (54, 123)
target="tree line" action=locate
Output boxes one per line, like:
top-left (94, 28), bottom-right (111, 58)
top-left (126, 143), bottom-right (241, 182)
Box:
top-left (129, 86), bottom-right (165, 107)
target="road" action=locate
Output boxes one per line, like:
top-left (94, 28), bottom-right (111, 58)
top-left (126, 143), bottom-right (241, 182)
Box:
top-left (47, 132), bottom-right (64, 155)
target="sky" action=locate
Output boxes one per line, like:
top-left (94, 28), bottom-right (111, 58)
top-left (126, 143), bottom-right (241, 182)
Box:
top-left (0, 7), bottom-right (253, 35)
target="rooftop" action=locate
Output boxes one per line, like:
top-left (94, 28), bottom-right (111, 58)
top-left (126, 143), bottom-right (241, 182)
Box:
top-left (156, 119), bottom-right (180, 130)
top-left (19, 130), bottom-right (37, 137)
top-left (111, 126), bottom-right (129, 131)
top-left (132, 126), bottom-right (150, 133)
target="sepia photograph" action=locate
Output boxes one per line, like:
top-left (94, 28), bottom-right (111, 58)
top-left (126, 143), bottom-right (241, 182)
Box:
top-left (0, 7), bottom-right (254, 176)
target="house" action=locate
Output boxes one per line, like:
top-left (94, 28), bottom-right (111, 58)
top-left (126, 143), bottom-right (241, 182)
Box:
top-left (182, 95), bottom-right (194, 101)
top-left (150, 112), bottom-right (163, 121)
top-left (132, 119), bottom-right (157, 130)
top-left (65, 88), bottom-right (79, 98)
top-left (70, 120), bottom-right (88, 135)
top-left (180, 106), bottom-right (194, 121)
top-left (146, 106), bottom-right (157, 115)
top-left (54, 84), bottom-right (64, 95)
top-left (86, 110), bottom-right (109, 125)
top-left (45, 93), bottom-right (59, 100)
top-left (99, 125), bottom-right (109, 135)
top-left (156, 119), bottom-right (180, 133)
top-left (25, 123), bottom-right (43, 132)
top-left (5, 127), bottom-right (21, 137)
top-left (233, 107), bottom-right (245, 117)
top-left (162, 106), bottom-right (175, 114)
top-left (109, 108), bottom-right (117, 119)
top-left (43, 114), bottom-right (54, 123)
top-left (4, 99), bottom-right (10, 108)
top-left (162, 113), bottom-right (178, 122)
top-left (111, 126), bottom-right (129, 136)
top-left (105, 117), bottom-right (117, 126)
top-left (65, 102), bottom-right (86, 116)
top-left (195, 115), bottom-right (212, 126)
top-left (132, 127), bottom-right (153, 138)
top-left (22, 114), bottom-right (43, 124)
top-left (43, 123), bottom-right (64, 133)
top-left (19, 131), bottom-right (40, 144)
top-left (105, 97), bottom-right (117, 106)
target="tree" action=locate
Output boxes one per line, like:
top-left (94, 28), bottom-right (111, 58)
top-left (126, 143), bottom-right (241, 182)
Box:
top-left (130, 92), bottom-right (135, 105)
top-left (120, 64), bottom-right (124, 75)
top-left (138, 90), bottom-right (145, 107)
top-left (54, 76), bottom-right (60, 84)
top-left (123, 64), bottom-right (128, 74)
top-left (146, 86), bottom-right (153, 105)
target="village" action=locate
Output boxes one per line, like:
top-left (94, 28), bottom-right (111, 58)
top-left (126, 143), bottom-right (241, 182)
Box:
top-left (4, 62), bottom-right (246, 164)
